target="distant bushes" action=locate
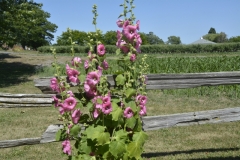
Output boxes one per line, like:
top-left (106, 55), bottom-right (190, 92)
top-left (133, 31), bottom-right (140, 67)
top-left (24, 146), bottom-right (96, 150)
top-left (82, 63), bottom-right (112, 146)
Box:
top-left (38, 43), bottom-right (240, 54)
top-left (37, 45), bottom-right (117, 54)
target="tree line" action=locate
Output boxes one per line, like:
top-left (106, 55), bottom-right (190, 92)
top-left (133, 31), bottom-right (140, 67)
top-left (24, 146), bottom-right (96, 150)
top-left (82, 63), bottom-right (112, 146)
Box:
top-left (56, 30), bottom-right (183, 46)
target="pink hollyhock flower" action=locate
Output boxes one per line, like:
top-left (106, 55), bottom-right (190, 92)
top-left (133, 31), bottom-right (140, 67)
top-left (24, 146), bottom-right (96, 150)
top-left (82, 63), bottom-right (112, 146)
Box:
top-left (71, 57), bottom-right (82, 67)
top-left (123, 20), bottom-right (130, 28)
top-left (130, 54), bottom-right (136, 62)
top-left (62, 140), bottom-right (71, 155)
top-left (84, 83), bottom-right (97, 98)
top-left (71, 109), bottom-right (81, 124)
top-left (93, 96), bottom-right (103, 109)
top-left (136, 20), bottom-right (140, 30)
top-left (124, 107), bottom-right (134, 118)
top-left (97, 44), bottom-right (106, 56)
top-left (59, 106), bottom-right (66, 115)
top-left (102, 60), bottom-right (109, 70)
top-left (136, 95), bottom-right (147, 105)
top-left (116, 19), bottom-right (124, 28)
top-left (66, 64), bottom-right (80, 83)
top-left (98, 66), bottom-right (103, 77)
top-left (84, 60), bottom-right (89, 69)
top-left (86, 71), bottom-right (100, 86)
top-left (102, 94), bottom-right (111, 105)
top-left (67, 124), bottom-right (72, 134)
top-left (116, 40), bottom-right (129, 53)
top-left (117, 30), bottom-right (122, 41)
top-left (50, 78), bottom-right (65, 93)
top-left (134, 33), bottom-right (142, 53)
top-left (50, 77), bottom-right (58, 91)
top-left (67, 91), bottom-right (74, 97)
top-left (102, 102), bottom-right (112, 114)
top-left (52, 96), bottom-right (61, 107)
top-left (123, 25), bottom-right (137, 41)
top-left (93, 108), bottom-right (100, 119)
top-left (139, 105), bottom-right (147, 116)
top-left (62, 97), bottom-right (77, 111)
top-left (88, 51), bottom-right (94, 61)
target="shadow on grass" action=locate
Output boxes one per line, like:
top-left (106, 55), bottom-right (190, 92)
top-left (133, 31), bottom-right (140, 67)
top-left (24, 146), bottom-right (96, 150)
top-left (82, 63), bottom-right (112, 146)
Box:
top-left (142, 147), bottom-right (240, 159)
top-left (0, 53), bottom-right (37, 87)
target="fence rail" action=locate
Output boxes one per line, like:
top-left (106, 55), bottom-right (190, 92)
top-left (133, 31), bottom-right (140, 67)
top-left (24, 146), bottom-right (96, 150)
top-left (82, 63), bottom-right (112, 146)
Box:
top-left (1, 107), bottom-right (240, 148)
top-left (34, 71), bottom-right (240, 93)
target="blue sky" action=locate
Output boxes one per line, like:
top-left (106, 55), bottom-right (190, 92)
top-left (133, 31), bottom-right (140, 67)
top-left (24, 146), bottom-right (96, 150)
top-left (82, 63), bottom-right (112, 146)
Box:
top-left (34, 0), bottom-right (240, 44)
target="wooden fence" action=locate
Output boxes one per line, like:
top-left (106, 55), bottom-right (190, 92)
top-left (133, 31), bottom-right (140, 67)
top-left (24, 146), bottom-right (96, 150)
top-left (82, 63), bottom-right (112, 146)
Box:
top-left (1, 71), bottom-right (240, 148)
top-left (34, 71), bottom-right (240, 93)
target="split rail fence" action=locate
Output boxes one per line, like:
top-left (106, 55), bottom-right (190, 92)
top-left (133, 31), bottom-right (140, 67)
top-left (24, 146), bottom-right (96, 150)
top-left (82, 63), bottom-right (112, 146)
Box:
top-left (1, 71), bottom-right (240, 148)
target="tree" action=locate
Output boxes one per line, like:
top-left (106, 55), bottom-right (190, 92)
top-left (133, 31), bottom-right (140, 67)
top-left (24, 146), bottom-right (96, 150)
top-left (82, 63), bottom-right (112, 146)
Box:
top-left (228, 36), bottom-right (240, 43)
top-left (167, 36), bottom-right (181, 45)
top-left (203, 32), bottom-right (227, 43)
top-left (138, 32), bottom-right (149, 45)
top-left (208, 27), bottom-right (216, 34)
top-left (145, 32), bottom-right (164, 45)
top-left (57, 30), bottom-right (88, 46)
top-left (0, 0), bottom-right (58, 49)
top-left (103, 31), bottom-right (117, 45)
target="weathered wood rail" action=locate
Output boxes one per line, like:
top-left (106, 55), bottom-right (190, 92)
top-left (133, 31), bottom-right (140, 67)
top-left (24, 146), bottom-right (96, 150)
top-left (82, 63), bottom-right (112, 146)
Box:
top-left (1, 107), bottom-right (240, 148)
top-left (0, 93), bottom-right (54, 108)
top-left (34, 71), bottom-right (240, 93)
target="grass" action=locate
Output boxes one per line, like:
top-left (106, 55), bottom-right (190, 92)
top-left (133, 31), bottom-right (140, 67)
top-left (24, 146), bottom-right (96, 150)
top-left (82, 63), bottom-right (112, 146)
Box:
top-left (1, 51), bottom-right (240, 159)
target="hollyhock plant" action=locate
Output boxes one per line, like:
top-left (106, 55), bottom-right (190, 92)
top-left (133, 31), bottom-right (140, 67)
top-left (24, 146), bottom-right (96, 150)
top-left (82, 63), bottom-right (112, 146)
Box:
top-left (52, 1), bottom-right (148, 159)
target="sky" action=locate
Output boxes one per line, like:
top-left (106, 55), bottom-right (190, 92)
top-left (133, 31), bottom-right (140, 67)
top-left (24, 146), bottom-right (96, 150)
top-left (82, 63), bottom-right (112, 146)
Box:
top-left (34, 0), bottom-right (240, 44)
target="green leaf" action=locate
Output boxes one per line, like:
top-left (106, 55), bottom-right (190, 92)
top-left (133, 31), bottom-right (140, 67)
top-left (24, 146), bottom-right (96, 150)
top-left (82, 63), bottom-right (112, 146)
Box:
top-left (115, 74), bottom-right (125, 86)
top-left (126, 117), bottom-right (137, 129)
top-left (114, 130), bottom-right (128, 142)
top-left (55, 129), bottom-right (66, 141)
top-left (85, 125), bottom-right (105, 141)
top-left (132, 131), bottom-right (148, 146)
top-left (97, 144), bottom-right (113, 159)
top-left (127, 100), bottom-right (137, 112)
top-left (79, 139), bottom-right (92, 155)
top-left (125, 88), bottom-right (136, 98)
top-left (78, 74), bottom-right (86, 83)
top-left (116, 48), bottom-right (121, 55)
top-left (97, 132), bottom-right (110, 145)
top-left (70, 125), bottom-right (81, 137)
top-left (79, 114), bottom-right (90, 123)
top-left (109, 140), bottom-right (126, 158)
top-left (111, 102), bottom-right (123, 121)
top-left (127, 141), bottom-right (142, 159)
top-left (111, 98), bottom-right (121, 104)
